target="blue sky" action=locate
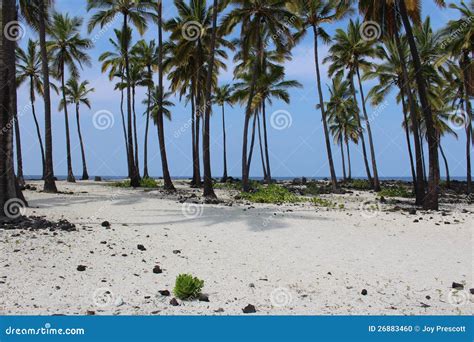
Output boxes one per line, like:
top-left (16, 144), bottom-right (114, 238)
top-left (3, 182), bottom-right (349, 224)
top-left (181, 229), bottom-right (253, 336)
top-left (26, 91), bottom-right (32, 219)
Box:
top-left (16, 0), bottom-right (468, 180)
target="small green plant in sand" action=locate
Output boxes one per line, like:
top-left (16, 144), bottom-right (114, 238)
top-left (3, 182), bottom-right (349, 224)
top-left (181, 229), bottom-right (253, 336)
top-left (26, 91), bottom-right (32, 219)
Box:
top-left (173, 274), bottom-right (204, 300)
top-left (112, 178), bottom-right (158, 188)
top-left (241, 184), bottom-right (302, 204)
top-left (378, 186), bottom-right (413, 198)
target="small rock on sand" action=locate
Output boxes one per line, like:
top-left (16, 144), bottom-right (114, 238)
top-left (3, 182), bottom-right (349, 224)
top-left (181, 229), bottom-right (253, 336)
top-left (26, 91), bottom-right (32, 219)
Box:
top-left (158, 290), bottom-right (170, 296)
top-left (77, 265), bottom-right (87, 272)
top-left (361, 289), bottom-right (368, 296)
top-left (170, 298), bottom-right (180, 306)
top-left (101, 221), bottom-right (110, 227)
top-left (242, 304), bottom-right (256, 313)
top-left (152, 266), bottom-right (162, 274)
top-left (137, 244), bottom-right (146, 251)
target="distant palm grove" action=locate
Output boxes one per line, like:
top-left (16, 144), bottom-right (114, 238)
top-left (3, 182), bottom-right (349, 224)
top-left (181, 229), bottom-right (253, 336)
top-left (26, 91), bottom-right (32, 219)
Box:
top-left (1, 0), bottom-right (473, 214)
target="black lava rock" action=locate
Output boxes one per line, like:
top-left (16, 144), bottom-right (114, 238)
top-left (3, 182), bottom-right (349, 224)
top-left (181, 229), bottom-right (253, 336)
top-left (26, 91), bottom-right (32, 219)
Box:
top-left (77, 265), bottom-right (87, 272)
top-left (242, 304), bottom-right (256, 314)
top-left (152, 265), bottom-right (162, 274)
top-left (361, 289), bottom-right (368, 296)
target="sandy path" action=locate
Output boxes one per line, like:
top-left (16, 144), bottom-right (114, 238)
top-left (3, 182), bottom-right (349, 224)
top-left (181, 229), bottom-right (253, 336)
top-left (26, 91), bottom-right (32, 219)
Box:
top-left (1, 181), bottom-right (473, 315)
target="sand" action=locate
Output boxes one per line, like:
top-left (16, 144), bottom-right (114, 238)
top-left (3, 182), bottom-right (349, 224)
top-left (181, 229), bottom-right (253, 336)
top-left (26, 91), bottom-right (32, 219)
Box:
top-left (0, 180), bottom-right (473, 315)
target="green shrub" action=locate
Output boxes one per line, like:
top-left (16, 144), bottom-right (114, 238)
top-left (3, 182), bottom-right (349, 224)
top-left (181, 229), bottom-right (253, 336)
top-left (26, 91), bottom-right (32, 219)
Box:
top-left (378, 186), bottom-right (413, 198)
top-left (241, 184), bottom-right (302, 204)
top-left (173, 274), bottom-right (204, 300)
top-left (344, 179), bottom-right (372, 190)
top-left (112, 178), bottom-right (158, 188)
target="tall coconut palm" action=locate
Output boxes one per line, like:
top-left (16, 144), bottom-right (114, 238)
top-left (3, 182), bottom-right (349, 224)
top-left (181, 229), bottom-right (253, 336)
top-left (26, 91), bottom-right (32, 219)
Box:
top-left (222, 0), bottom-right (297, 192)
top-left (87, 0), bottom-right (156, 188)
top-left (326, 75), bottom-right (360, 180)
top-left (213, 84), bottom-right (234, 182)
top-left (1, 0), bottom-right (26, 216)
top-left (131, 39), bottom-right (158, 179)
top-left (365, 38), bottom-right (417, 188)
top-left (16, 40), bottom-right (46, 180)
top-left (156, 0), bottom-right (175, 191)
top-left (397, 0), bottom-right (445, 210)
top-left (287, 0), bottom-right (351, 192)
top-left (359, 0), bottom-right (444, 209)
top-left (145, 87), bottom-right (174, 147)
top-left (442, 1), bottom-right (474, 194)
top-left (48, 12), bottom-right (92, 183)
top-left (166, 0), bottom-right (233, 189)
top-left (19, 0), bottom-right (57, 193)
top-left (99, 28), bottom-right (130, 173)
top-left (324, 19), bottom-right (381, 191)
top-left (60, 78), bottom-right (95, 181)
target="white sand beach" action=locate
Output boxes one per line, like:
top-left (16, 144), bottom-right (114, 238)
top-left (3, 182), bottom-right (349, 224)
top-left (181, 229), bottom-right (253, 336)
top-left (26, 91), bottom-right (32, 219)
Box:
top-left (1, 180), bottom-right (473, 315)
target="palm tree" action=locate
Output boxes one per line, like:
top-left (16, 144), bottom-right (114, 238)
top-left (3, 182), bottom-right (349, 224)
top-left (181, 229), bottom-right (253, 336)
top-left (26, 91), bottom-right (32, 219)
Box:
top-left (99, 28), bottom-right (130, 173)
top-left (287, 0), bottom-right (351, 192)
top-left (146, 87), bottom-right (175, 152)
top-left (16, 40), bottom-right (46, 180)
top-left (19, 0), bottom-right (57, 193)
top-left (358, 0), bottom-right (439, 208)
top-left (156, 0), bottom-right (175, 191)
top-left (131, 39), bottom-right (158, 179)
top-left (324, 19), bottom-right (381, 191)
top-left (48, 12), bottom-right (92, 183)
top-left (223, 0), bottom-right (297, 192)
top-left (442, 1), bottom-right (474, 194)
top-left (87, 0), bottom-right (156, 188)
top-left (326, 75), bottom-right (360, 181)
top-left (213, 84), bottom-right (234, 182)
top-left (1, 0), bottom-right (26, 216)
top-left (61, 78), bottom-right (95, 181)
top-left (365, 38), bottom-right (417, 188)
top-left (397, 0), bottom-right (445, 210)
top-left (166, 0), bottom-right (233, 189)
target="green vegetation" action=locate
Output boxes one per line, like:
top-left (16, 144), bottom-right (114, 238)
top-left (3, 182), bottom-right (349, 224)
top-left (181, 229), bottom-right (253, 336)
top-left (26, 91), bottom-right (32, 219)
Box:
top-left (311, 197), bottom-right (336, 208)
top-left (378, 186), bottom-right (413, 198)
top-left (241, 184), bottom-right (302, 204)
top-left (173, 274), bottom-right (204, 300)
top-left (343, 179), bottom-right (372, 190)
top-left (112, 178), bottom-right (159, 188)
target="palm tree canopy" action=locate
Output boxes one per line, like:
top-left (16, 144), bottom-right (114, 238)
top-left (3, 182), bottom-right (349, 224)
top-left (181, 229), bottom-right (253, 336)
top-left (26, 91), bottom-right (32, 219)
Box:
top-left (47, 12), bottom-right (92, 79)
top-left (16, 39), bottom-right (44, 98)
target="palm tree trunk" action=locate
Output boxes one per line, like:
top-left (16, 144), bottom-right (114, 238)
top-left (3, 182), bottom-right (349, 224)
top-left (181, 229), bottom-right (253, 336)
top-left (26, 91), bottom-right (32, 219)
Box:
top-left (201, 0), bottom-right (219, 198)
top-left (349, 75), bottom-right (373, 184)
top-left (421, 137), bottom-right (427, 183)
top-left (75, 104), bottom-right (89, 180)
top-left (399, 0), bottom-right (439, 210)
top-left (313, 24), bottom-right (338, 191)
top-left (394, 27), bottom-right (425, 205)
top-left (340, 137), bottom-right (347, 181)
top-left (346, 141), bottom-right (352, 180)
top-left (30, 80), bottom-right (46, 179)
top-left (61, 67), bottom-right (75, 183)
top-left (119, 75), bottom-right (130, 178)
top-left (39, 0), bottom-right (57, 193)
top-left (262, 101), bottom-right (271, 183)
top-left (400, 89), bottom-right (417, 187)
top-left (0, 0), bottom-right (26, 216)
top-left (241, 20), bottom-right (262, 192)
top-left (257, 111), bottom-right (267, 180)
top-left (157, 2), bottom-right (175, 191)
top-left (247, 113), bottom-right (257, 175)
top-left (123, 15), bottom-right (140, 188)
top-left (13, 103), bottom-right (25, 187)
top-left (132, 85), bottom-right (140, 177)
top-left (143, 68), bottom-right (152, 179)
top-left (190, 88), bottom-right (200, 187)
top-left (356, 66), bottom-right (380, 191)
top-left (439, 141), bottom-right (450, 188)
top-left (221, 104), bottom-right (228, 182)
top-left (461, 52), bottom-right (472, 194)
